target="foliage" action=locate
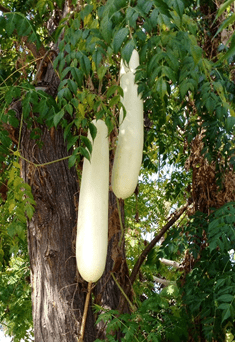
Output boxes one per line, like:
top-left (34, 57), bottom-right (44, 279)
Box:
top-left (94, 285), bottom-right (188, 342)
top-left (0, 0), bottom-right (235, 341)
top-left (159, 203), bottom-right (235, 341)
top-left (0, 256), bottom-right (33, 341)
top-left (94, 202), bottom-right (235, 342)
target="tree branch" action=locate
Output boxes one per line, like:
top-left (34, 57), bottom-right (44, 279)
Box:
top-left (159, 258), bottom-right (180, 269)
top-left (21, 36), bottom-right (46, 61)
top-left (129, 203), bottom-right (188, 285)
top-left (153, 276), bottom-right (176, 287)
top-left (118, 203), bottom-right (188, 314)
top-left (0, 5), bottom-right (10, 12)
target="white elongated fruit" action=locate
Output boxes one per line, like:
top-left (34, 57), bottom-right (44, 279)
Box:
top-left (76, 120), bottom-right (109, 282)
top-left (111, 49), bottom-right (143, 199)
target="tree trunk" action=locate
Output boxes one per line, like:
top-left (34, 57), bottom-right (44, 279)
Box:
top-left (11, 65), bottom-right (131, 341)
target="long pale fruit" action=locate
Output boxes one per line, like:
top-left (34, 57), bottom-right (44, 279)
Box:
top-left (111, 50), bottom-right (144, 199)
top-left (76, 120), bottom-right (109, 283)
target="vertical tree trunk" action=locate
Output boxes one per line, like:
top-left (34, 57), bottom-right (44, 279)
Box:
top-left (19, 122), bottom-right (95, 341)
top-left (11, 67), bottom-right (131, 341)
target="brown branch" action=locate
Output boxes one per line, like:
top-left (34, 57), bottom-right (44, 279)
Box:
top-left (32, 49), bottom-right (58, 85)
top-left (129, 203), bottom-right (188, 285)
top-left (0, 5), bottom-right (10, 12)
top-left (118, 203), bottom-right (189, 314)
top-left (21, 36), bottom-right (46, 61)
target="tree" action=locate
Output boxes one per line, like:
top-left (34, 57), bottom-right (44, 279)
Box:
top-left (0, 0), bottom-right (234, 341)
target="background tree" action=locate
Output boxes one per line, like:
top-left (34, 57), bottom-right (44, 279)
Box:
top-left (0, 0), bottom-right (234, 342)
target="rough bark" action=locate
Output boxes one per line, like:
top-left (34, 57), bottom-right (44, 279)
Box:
top-left (94, 193), bottom-right (131, 339)
top-left (21, 126), bottom-right (95, 342)
top-left (10, 62), bottom-right (130, 341)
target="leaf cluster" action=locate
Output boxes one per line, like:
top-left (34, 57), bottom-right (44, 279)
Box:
top-left (0, 1), bottom-right (235, 341)
top-left (159, 203), bottom-right (235, 341)
top-left (94, 284), bottom-right (188, 342)
top-left (0, 256), bottom-right (33, 342)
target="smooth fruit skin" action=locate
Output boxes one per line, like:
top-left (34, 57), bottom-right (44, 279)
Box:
top-left (76, 120), bottom-right (109, 283)
top-left (112, 50), bottom-right (144, 199)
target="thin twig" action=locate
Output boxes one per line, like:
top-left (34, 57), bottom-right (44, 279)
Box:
top-left (9, 148), bottom-right (71, 167)
top-left (116, 198), bottom-right (124, 247)
top-left (78, 281), bottom-right (92, 342)
top-left (111, 273), bottom-right (136, 312)
top-left (0, 56), bottom-right (44, 87)
top-left (17, 111), bottom-right (24, 152)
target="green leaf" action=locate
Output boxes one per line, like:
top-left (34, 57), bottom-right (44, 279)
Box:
top-left (215, 0), bottom-right (235, 20)
top-left (153, 0), bottom-right (170, 16)
top-left (106, 85), bottom-right (121, 98)
top-left (214, 13), bottom-right (235, 38)
top-left (156, 77), bottom-right (167, 99)
top-left (105, 116), bottom-right (113, 134)
top-left (190, 45), bottom-right (202, 65)
top-left (79, 146), bottom-right (90, 161)
top-left (65, 103), bottom-right (73, 116)
top-left (25, 205), bottom-right (34, 221)
top-left (92, 49), bottom-right (103, 69)
top-left (215, 278), bottom-right (226, 290)
top-left (36, 0), bottom-right (54, 16)
top-left (126, 7), bottom-right (139, 28)
top-left (217, 34), bottom-right (235, 63)
top-left (80, 135), bottom-right (92, 154)
top-left (97, 65), bottom-right (108, 80)
top-left (113, 27), bottom-right (129, 54)
top-left (5, 12), bottom-right (41, 48)
top-left (58, 87), bottom-right (72, 101)
top-left (68, 154), bottom-right (77, 168)
top-left (80, 55), bottom-right (91, 75)
top-left (222, 305), bottom-right (232, 323)
top-left (67, 136), bottom-right (79, 151)
top-left (7, 223), bottom-right (17, 237)
top-left (18, 18), bottom-right (31, 37)
top-left (173, 0), bottom-right (184, 18)
top-left (109, 95), bottom-right (120, 107)
top-left (61, 66), bottom-right (72, 80)
top-left (5, 13), bottom-right (16, 35)
top-left (71, 67), bottom-right (83, 87)
top-left (53, 109), bottom-right (64, 127)
top-left (80, 4), bottom-right (93, 21)
top-left (142, 1), bottom-right (153, 14)
top-left (205, 96), bottom-right (216, 114)
top-left (67, 79), bottom-right (78, 94)
top-left (55, 0), bottom-right (63, 9)
top-left (89, 122), bottom-right (97, 141)
top-left (218, 294), bottom-right (234, 302)
top-left (225, 116), bottom-right (235, 133)
top-left (121, 40), bottom-right (135, 64)
top-left (100, 15), bottom-right (112, 44)
top-left (8, 111), bottom-right (19, 128)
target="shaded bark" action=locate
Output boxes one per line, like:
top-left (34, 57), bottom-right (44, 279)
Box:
top-left (21, 126), bottom-right (95, 342)
top-left (6, 1), bottom-right (131, 337)
top-left (94, 193), bottom-right (131, 339)
top-left (9, 61), bottom-right (131, 341)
